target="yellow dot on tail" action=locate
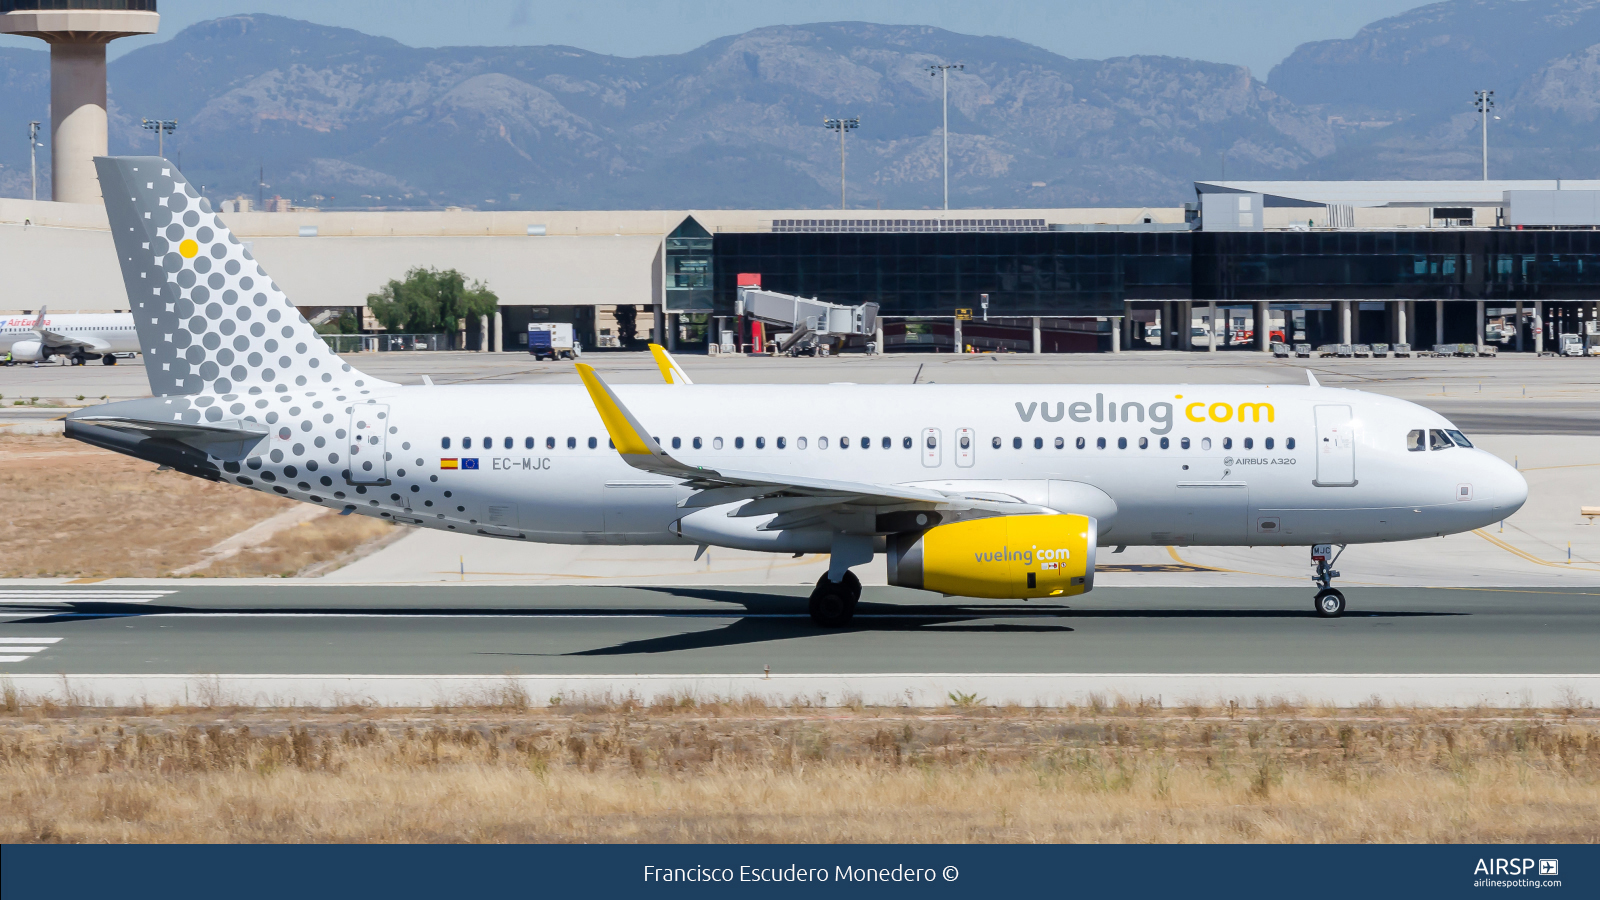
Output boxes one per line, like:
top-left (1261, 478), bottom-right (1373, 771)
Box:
top-left (179, 239), bottom-right (198, 258)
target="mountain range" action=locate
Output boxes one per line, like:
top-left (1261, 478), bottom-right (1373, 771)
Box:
top-left (0, 0), bottom-right (1596, 210)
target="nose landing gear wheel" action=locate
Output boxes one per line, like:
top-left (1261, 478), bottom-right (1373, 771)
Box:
top-left (809, 570), bottom-right (861, 627)
top-left (1314, 588), bottom-right (1346, 618)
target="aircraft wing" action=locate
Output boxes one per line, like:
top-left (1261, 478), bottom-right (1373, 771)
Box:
top-left (647, 343), bottom-right (694, 384)
top-left (38, 328), bottom-right (111, 352)
top-left (574, 363), bottom-right (1047, 518)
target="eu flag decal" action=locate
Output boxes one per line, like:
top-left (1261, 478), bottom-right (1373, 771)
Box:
top-left (462, 458), bottom-right (480, 470)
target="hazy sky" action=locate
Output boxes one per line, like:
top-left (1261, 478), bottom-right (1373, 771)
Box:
top-left (0, 0), bottom-right (1430, 78)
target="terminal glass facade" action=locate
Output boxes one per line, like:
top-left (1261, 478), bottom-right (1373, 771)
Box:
top-left (664, 216), bottom-right (714, 311)
top-left (713, 231), bottom-right (1190, 317)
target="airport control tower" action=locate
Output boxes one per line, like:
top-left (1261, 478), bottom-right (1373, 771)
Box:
top-left (1, 0), bottom-right (159, 204)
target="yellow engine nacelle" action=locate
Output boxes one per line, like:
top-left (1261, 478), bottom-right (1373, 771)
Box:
top-left (887, 513), bottom-right (1097, 600)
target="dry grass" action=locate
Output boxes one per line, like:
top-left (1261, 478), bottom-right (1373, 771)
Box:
top-left (0, 433), bottom-right (399, 578)
top-left (1, 700), bottom-right (1596, 843)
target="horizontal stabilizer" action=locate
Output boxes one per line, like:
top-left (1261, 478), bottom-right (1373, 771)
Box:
top-left (68, 410), bottom-right (268, 461)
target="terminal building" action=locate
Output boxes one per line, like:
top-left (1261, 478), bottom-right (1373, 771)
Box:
top-left (3, 179), bottom-right (1598, 355)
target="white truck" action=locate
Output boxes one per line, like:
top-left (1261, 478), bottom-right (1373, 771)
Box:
top-left (528, 323), bottom-right (582, 360)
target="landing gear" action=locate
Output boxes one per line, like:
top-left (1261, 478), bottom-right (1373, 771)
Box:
top-left (809, 570), bottom-right (861, 628)
top-left (1310, 543), bottom-right (1347, 618)
top-left (102, 354), bottom-right (117, 365)
top-left (72, 353), bottom-right (88, 366)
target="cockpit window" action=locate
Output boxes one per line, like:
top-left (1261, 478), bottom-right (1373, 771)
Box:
top-left (1428, 429), bottom-right (1453, 450)
top-left (1446, 430), bottom-right (1473, 448)
top-left (1406, 429), bottom-right (1424, 452)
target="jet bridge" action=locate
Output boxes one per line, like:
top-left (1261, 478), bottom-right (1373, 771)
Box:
top-left (735, 286), bottom-right (879, 355)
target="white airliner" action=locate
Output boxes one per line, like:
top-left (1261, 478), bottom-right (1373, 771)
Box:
top-left (66, 157), bottom-right (1528, 624)
top-left (1, 307), bottom-right (139, 365)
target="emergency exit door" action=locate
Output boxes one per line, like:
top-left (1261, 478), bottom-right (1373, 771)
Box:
top-left (1313, 405), bottom-right (1355, 486)
top-left (347, 402), bottom-right (391, 485)
top-left (921, 428), bottom-right (942, 467)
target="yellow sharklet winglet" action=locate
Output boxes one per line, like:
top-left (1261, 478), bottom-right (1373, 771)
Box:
top-left (575, 363), bottom-right (656, 456)
top-left (648, 343), bottom-right (694, 385)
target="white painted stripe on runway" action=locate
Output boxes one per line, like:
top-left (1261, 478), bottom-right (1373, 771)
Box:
top-left (1, 673), bottom-right (1595, 709)
top-left (0, 591), bottom-right (174, 595)
top-left (0, 656), bottom-right (29, 663)
top-left (0, 637), bottom-right (63, 643)
top-left (0, 647), bottom-right (47, 653)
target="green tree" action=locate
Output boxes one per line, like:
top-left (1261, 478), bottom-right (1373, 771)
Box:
top-left (613, 304), bottom-right (639, 348)
top-left (365, 267), bottom-right (499, 334)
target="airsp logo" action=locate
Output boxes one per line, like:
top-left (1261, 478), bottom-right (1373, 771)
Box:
top-left (1539, 860), bottom-right (1559, 876)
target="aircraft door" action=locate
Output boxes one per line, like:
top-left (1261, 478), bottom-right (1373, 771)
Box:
top-left (1313, 405), bottom-right (1356, 486)
top-left (347, 402), bottom-right (391, 485)
top-left (955, 427), bottom-right (975, 467)
top-left (921, 428), bottom-right (942, 467)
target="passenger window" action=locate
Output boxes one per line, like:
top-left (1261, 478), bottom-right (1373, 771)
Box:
top-left (818, 437), bottom-right (829, 449)
top-left (735, 437), bottom-right (744, 449)
top-left (881, 436), bottom-right (891, 449)
top-left (608, 439), bottom-right (615, 449)
top-left (992, 436), bottom-right (1002, 449)
top-left (776, 437), bottom-right (786, 449)
top-left (1429, 429), bottom-right (1452, 450)
top-left (588, 437), bottom-right (598, 449)
top-left (756, 437), bottom-right (765, 449)
top-left (903, 436), bottom-right (913, 449)
top-left (713, 437), bottom-right (724, 449)
top-left (463, 437), bottom-right (472, 449)
top-left (861, 437), bottom-right (870, 450)
top-left (504, 437), bottom-right (513, 450)
top-left (1076, 437), bottom-right (1085, 449)
top-left (1096, 437), bottom-right (1106, 449)
top-left (1138, 437), bottom-right (1148, 449)
top-left (1181, 437), bottom-right (1190, 449)
top-left (1264, 437), bottom-right (1274, 450)
top-left (524, 437), bottom-right (534, 449)
top-left (547, 437), bottom-right (555, 449)
top-left (1054, 437), bottom-right (1064, 449)
top-left (1160, 437), bottom-right (1169, 449)
top-left (798, 437), bottom-right (808, 449)
top-left (567, 437), bottom-right (576, 449)
top-left (1223, 437), bottom-right (1233, 450)
top-left (484, 437), bottom-right (491, 449)
top-left (1447, 430), bottom-right (1473, 448)
top-left (841, 436), bottom-right (851, 449)
top-left (1286, 437), bottom-right (1296, 449)
top-left (441, 437), bottom-right (451, 449)
top-left (1013, 437), bottom-right (1022, 449)
top-left (1243, 437), bottom-right (1253, 450)
top-left (1201, 437), bottom-right (1212, 450)
top-left (672, 437), bottom-right (681, 449)
top-left (1117, 437), bottom-right (1127, 449)
top-left (1034, 437), bottom-right (1043, 449)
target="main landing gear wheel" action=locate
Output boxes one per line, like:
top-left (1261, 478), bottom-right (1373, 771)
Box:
top-left (1314, 588), bottom-right (1346, 618)
top-left (809, 570), bottom-right (861, 628)
top-left (102, 354), bottom-right (117, 365)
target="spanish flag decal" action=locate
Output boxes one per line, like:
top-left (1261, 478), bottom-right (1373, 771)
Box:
top-left (440, 458), bottom-right (459, 469)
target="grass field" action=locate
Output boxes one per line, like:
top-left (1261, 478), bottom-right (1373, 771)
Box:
top-left (2, 697), bottom-right (1595, 843)
top-left (0, 434), bottom-right (399, 578)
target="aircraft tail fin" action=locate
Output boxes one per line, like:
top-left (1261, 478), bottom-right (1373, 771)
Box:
top-left (92, 156), bottom-right (388, 398)
top-left (30, 306), bottom-right (45, 332)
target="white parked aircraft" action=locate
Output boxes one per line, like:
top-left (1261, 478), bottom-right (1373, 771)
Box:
top-left (1, 307), bottom-right (139, 365)
top-left (66, 157), bottom-right (1528, 624)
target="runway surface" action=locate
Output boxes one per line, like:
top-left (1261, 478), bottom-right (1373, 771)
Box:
top-left (2, 584), bottom-right (1596, 677)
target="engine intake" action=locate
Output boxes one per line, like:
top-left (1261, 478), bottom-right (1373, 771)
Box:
top-left (887, 513), bottom-right (1097, 600)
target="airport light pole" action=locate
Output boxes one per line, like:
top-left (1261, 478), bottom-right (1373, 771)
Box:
top-left (28, 121), bottom-right (43, 202)
top-left (141, 118), bottom-right (177, 159)
top-left (823, 116), bottom-right (859, 210)
top-left (1474, 90), bottom-right (1494, 180)
top-left (928, 63), bottom-right (963, 210)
